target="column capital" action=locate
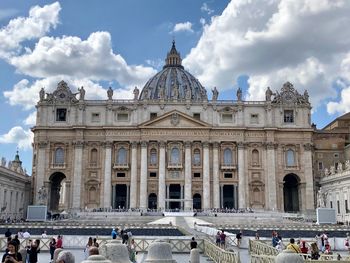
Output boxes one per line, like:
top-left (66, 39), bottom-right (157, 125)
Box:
top-left (184, 141), bottom-right (192, 148)
top-left (237, 141), bottom-right (246, 149)
top-left (202, 141), bottom-right (210, 148)
top-left (131, 141), bottom-right (138, 149)
top-left (265, 142), bottom-right (278, 149)
top-left (303, 143), bottom-right (313, 151)
top-left (159, 141), bottom-right (166, 148)
top-left (141, 141), bottom-right (148, 148)
top-left (212, 142), bottom-right (220, 149)
top-left (103, 141), bottom-right (113, 148)
top-left (73, 140), bottom-right (85, 148)
top-left (38, 142), bottom-right (48, 148)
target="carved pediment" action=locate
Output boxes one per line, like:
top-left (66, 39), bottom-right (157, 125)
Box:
top-left (140, 110), bottom-right (211, 128)
top-left (272, 82), bottom-right (310, 106)
top-left (46, 80), bottom-right (78, 104)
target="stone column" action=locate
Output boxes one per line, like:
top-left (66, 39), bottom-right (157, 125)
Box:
top-left (158, 141), bottom-right (166, 210)
top-left (304, 143), bottom-right (314, 212)
top-left (238, 142), bottom-right (246, 208)
top-left (212, 142), bottom-right (220, 208)
top-left (140, 141), bottom-right (148, 210)
top-left (203, 142), bottom-right (210, 210)
top-left (112, 185), bottom-right (116, 209)
top-left (72, 141), bottom-right (84, 210)
top-left (130, 142), bottom-right (138, 208)
top-left (166, 185), bottom-right (169, 209)
top-left (266, 142), bottom-right (277, 211)
top-left (220, 185), bottom-right (224, 209)
top-left (184, 141), bottom-right (192, 211)
top-left (65, 180), bottom-right (71, 209)
top-left (103, 142), bottom-right (112, 208)
top-left (35, 142), bottom-right (47, 204)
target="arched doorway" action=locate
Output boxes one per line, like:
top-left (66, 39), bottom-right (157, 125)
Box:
top-left (148, 193), bottom-right (157, 209)
top-left (49, 172), bottom-right (66, 212)
top-left (193, 193), bottom-right (201, 210)
top-left (283, 173), bottom-right (300, 212)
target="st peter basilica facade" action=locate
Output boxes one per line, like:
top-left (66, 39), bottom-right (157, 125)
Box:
top-left (32, 42), bottom-right (315, 213)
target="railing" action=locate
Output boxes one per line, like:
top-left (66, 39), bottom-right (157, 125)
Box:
top-left (203, 239), bottom-right (240, 263)
top-left (249, 239), bottom-right (279, 256)
top-left (250, 254), bottom-right (276, 263)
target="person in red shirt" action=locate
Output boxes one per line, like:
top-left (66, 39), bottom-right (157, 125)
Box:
top-left (300, 240), bottom-right (309, 258)
top-left (56, 235), bottom-right (63, 249)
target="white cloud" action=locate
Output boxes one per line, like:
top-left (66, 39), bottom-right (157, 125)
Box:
top-left (3, 76), bottom-right (136, 110)
top-left (0, 126), bottom-right (33, 150)
top-left (24, 112), bottom-right (37, 126)
top-left (9, 32), bottom-right (156, 87)
top-left (199, 18), bottom-right (206, 27)
top-left (172, 22), bottom-right (194, 33)
top-left (201, 3), bottom-right (214, 15)
top-left (183, 0), bottom-right (350, 111)
top-left (0, 2), bottom-right (61, 58)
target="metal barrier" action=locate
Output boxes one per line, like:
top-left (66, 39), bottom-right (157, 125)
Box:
top-left (203, 239), bottom-right (241, 263)
top-left (249, 239), bottom-right (279, 256)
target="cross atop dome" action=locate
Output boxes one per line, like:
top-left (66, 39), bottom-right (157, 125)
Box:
top-left (164, 40), bottom-right (184, 69)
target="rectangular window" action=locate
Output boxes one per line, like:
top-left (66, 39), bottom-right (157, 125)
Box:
top-left (56, 108), bottom-right (67, 121)
top-left (193, 113), bottom-right (200, 120)
top-left (330, 201), bottom-right (333, 209)
top-left (250, 114), bottom-right (259, 124)
top-left (318, 161), bottom-right (323, 170)
top-left (193, 173), bottom-right (201, 178)
top-left (149, 172), bottom-right (157, 178)
top-left (337, 200), bottom-right (340, 214)
top-left (284, 110), bottom-right (294, 123)
top-left (117, 173), bottom-right (125, 177)
top-left (224, 173), bottom-right (233, 178)
top-left (91, 113), bottom-right (100, 122)
top-left (346, 200), bottom-right (348, 213)
top-left (150, 113), bottom-right (157, 120)
top-left (222, 113), bottom-right (233, 123)
top-left (117, 113), bottom-right (129, 121)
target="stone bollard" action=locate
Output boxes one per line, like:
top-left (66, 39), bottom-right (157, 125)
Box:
top-left (275, 250), bottom-right (304, 263)
top-left (81, 255), bottom-right (112, 263)
top-left (145, 240), bottom-right (176, 263)
top-left (53, 248), bottom-right (64, 263)
top-left (99, 240), bottom-right (131, 263)
top-left (189, 248), bottom-right (200, 263)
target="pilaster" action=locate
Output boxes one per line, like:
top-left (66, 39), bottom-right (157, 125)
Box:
top-left (202, 142), bottom-right (210, 210)
top-left (212, 142), bottom-right (220, 208)
top-left (140, 141), bottom-right (148, 210)
top-left (158, 141), bottom-right (166, 210)
top-left (130, 141), bottom-right (138, 208)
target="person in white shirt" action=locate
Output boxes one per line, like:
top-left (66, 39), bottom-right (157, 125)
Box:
top-left (23, 230), bottom-right (30, 239)
top-left (41, 231), bottom-right (48, 238)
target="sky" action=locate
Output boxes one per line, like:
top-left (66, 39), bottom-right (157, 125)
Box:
top-left (1, 0), bottom-right (350, 174)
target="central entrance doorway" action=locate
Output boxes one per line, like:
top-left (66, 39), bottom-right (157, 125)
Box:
top-left (49, 172), bottom-right (66, 212)
top-left (283, 174), bottom-right (300, 212)
top-left (169, 184), bottom-right (181, 209)
top-left (223, 185), bottom-right (235, 209)
top-left (115, 184), bottom-right (127, 209)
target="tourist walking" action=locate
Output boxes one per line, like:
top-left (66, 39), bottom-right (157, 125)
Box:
top-left (220, 230), bottom-right (227, 249)
top-left (26, 239), bottom-right (40, 263)
top-left (49, 238), bottom-right (56, 263)
top-left (22, 230), bottom-right (30, 239)
top-left (215, 231), bottom-right (221, 246)
top-left (2, 240), bottom-right (23, 263)
top-left (84, 237), bottom-right (93, 259)
top-left (111, 228), bottom-right (117, 239)
top-left (236, 230), bottom-right (242, 247)
top-left (4, 229), bottom-right (12, 238)
top-left (56, 235), bottom-right (63, 249)
top-left (310, 242), bottom-right (320, 260)
top-left (345, 233), bottom-right (350, 254)
top-left (255, 232), bottom-right (260, 240)
top-left (190, 237), bottom-right (197, 249)
top-left (315, 233), bottom-right (322, 251)
top-left (93, 238), bottom-right (99, 248)
top-left (128, 239), bottom-right (137, 263)
top-left (12, 235), bottom-right (20, 252)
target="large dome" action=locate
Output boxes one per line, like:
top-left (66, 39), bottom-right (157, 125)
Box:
top-left (139, 41), bottom-right (207, 101)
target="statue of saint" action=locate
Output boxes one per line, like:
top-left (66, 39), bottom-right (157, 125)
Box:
top-left (78, 86), bottom-right (85, 100)
top-left (212, 87), bottom-right (219, 101)
top-left (172, 84), bottom-right (179, 99)
top-left (304, 90), bottom-right (309, 103)
top-left (317, 188), bottom-right (324, 208)
top-left (38, 187), bottom-right (48, 204)
top-left (265, 87), bottom-right (273, 101)
top-left (107, 87), bottom-right (113, 100)
top-left (133, 86), bottom-right (139, 100)
top-left (237, 87), bottom-right (242, 101)
top-left (345, 160), bottom-right (350, 170)
top-left (185, 87), bottom-right (191, 100)
top-left (1, 157), bottom-right (6, 167)
top-left (158, 86), bottom-right (165, 99)
top-left (39, 87), bottom-right (45, 101)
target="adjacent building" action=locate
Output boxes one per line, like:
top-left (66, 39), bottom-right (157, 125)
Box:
top-left (0, 153), bottom-right (32, 220)
top-left (31, 41), bottom-right (315, 213)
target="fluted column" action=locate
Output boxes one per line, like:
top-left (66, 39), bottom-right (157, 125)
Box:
top-left (140, 141), bottom-right (148, 210)
top-left (184, 141), bottom-right (192, 211)
top-left (266, 142), bottom-right (277, 210)
top-left (158, 141), bottom-right (166, 210)
top-left (203, 142), bottom-right (210, 210)
top-left (130, 142), bottom-right (138, 208)
top-left (238, 142), bottom-right (246, 208)
top-left (35, 142), bottom-right (47, 204)
top-left (103, 141), bottom-right (112, 208)
top-left (304, 143), bottom-right (314, 211)
top-left (72, 141), bottom-right (84, 210)
top-left (212, 142), bottom-right (220, 208)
